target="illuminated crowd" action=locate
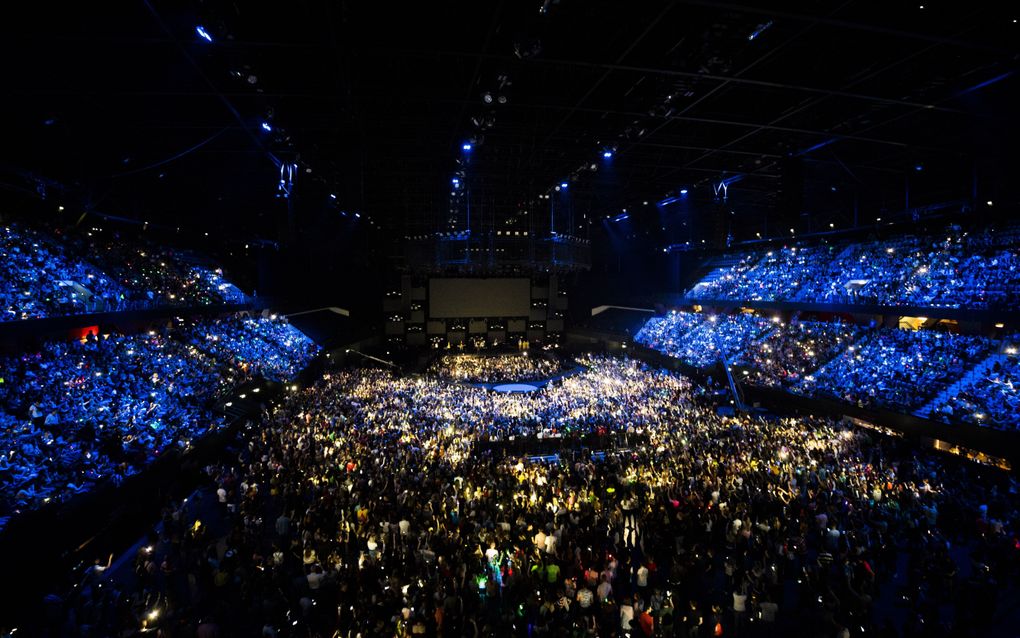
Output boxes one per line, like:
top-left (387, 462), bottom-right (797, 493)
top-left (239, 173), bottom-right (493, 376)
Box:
top-left (44, 355), bottom-right (1018, 637)
top-left (0, 314), bottom-right (317, 520)
top-left (428, 353), bottom-right (563, 383)
top-left (181, 314), bottom-right (320, 382)
top-left (687, 226), bottom-right (1020, 310)
top-left (798, 330), bottom-right (990, 413)
top-left (926, 349), bottom-right (1020, 430)
top-left (635, 311), bottom-right (1020, 430)
top-left (0, 222), bottom-right (247, 321)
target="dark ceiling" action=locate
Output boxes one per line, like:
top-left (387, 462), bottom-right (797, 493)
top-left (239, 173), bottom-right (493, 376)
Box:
top-left (4, 1), bottom-right (1018, 245)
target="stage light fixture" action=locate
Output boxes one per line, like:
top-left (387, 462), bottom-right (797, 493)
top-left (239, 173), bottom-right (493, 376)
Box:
top-left (560, 182), bottom-right (568, 189)
top-left (462, 143), bottom-right (472, 151)
top-left (680, 189), bottom-right (688, 195)
top-left (482, 92), bottom-right (493, 104)
top-left (261, 122), bottom-right (272, 132)
top-left (603, 150), bottom-right (613, 159)
top-left (195, 25), bottom-right (213, 42)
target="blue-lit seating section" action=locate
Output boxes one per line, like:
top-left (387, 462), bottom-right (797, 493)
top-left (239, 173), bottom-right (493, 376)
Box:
top-left (925, 343), bottom-right (1020, 430)
top-left (635, 311), bottom-right (1018, 431)
top-left (687, 227), bottom-right (1020, 310)
top-left (0, 315), bottom-right (318, 519)
top-left (1, 225), bottom-right (127, 320)
top-left (182, 315), bottom-right (319, 382)
top-left (798, 330), bottom-right (990, 413)
top-left (0, 223), bottom-right (248, 321)
top-left (733, 320), bottom-right (863, 388)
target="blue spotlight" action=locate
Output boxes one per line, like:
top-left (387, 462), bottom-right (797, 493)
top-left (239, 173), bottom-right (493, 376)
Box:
top-left (914, 164), bottom-right (923, 171)
top-left (680, 189), bottom-right (688, 195)
top-left (261, 121), bottom-right (272, 132)
top-left (354, 212), bottom-right (361, 218)
top-left (462, 143), bottom-right (472, 151)
top-left (602, 150), bottom-right (613, 159)
top-left (329, 193), bottom-right (336, 200)
top-left (560, 182), bottom-right (568, 189)
top-left (195, 26), bottom-right (213, 42)
top-left (452, 177), bottom-right (460, 186)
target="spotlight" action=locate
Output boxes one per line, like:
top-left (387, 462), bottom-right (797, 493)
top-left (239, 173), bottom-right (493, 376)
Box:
top-left (261, 122), bottom-right (272, 132)
top-left (560, 182), bottom-right (568, 189)
top-left (482, 92), bottom-right (494, 104)
top-left (462, 143), bottom-right (472, 151)
top-left (329, 193), bottom-right (336, 200)
top-left (680, 189), bottom-right (688, 195)
top-left (603, 150), bottom-right (613, 159)
top-left (554, 186), bottom-right (561, 192)
top-left (497, 95), bottom-right (508, 104)
top-left (195, 26), bottom-right (213, 42)
top-left (452, 178), bottom-right (460, 186)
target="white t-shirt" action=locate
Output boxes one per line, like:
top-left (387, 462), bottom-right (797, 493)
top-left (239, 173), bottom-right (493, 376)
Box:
top-left (620, 604), bottom-right (635, 630)
top-left (733, 593), bottom-right (747, 612)
top-left (544, 534), bottom-right (558, 555)
top-left (534, 530), bottom-right (547, 550)
top-left (636, 566), bottom-right (649, 587)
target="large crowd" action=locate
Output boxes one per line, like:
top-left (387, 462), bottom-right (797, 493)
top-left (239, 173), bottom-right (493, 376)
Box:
top-left (634, 311), bottom-right (1020, 430)
top-left (181, 315), bottom-right (320, 382)
top-left (35, 355), bottom-right (1020, 637)
top-left (0, 314), bottom-right (318, 520)
top-left (428, 353), bottom-right (563, 384)
top-left (926, 345), bottom-right (1020, 431)
top-left (799, 330), bottom-right (990, 413)
top-left (0, 222), bottom-right (248, 321)
top-left (687, 227), bottom-right (1020, 310)
top-left (733, 321), bottom-right (863, 389)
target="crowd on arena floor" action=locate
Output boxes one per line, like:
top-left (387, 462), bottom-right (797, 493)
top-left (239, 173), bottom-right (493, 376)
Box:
top-left (0, 314), bottom-right (318, 519)
top-left (635, 311), bottom-right (1020, 431)
top-left (687, 226), bottom-right (1020, 310)
top-left (429, 353), bottom-right (563, 384)
top-left (36, 355), bottom-right (1019, 637)
top-left (0, 222), bottom-right (247, 321)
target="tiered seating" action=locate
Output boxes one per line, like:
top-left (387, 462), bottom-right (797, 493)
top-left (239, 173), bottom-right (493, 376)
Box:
top-left (797, 329), bottom-right (990, 413)
top-left (0, 222), bottom-right (249, 321)
top-left (0, 332), bottom-right (233, 516)
top-left (734, 320), bottom-right (863, 388)
top-left (0, 314), bottom-right (318, 518)
top-left (635, 311), bottom-right (771, 368)
top-left (926, 343), bottom-right (1020, 430)
top-left (687, 227), bottom-right (1020, 310)
top-left (0, 224), bottom-right (127, 320)
top-left (633, 310), bottom-right (704, 354)
top-left (182, 315), bottom-right (319, 382)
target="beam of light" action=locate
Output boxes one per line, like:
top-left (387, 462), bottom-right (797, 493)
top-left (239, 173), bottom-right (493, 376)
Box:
top-left (953, 71), bottom-right (1014, 98)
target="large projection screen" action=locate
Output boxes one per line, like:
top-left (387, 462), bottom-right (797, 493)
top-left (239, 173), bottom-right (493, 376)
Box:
top-left (429, 278), bottom-right (530, 318)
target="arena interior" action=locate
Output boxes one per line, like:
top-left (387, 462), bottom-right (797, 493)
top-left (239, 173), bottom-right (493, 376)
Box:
top-left (2, 3), bottom-right (1020, 637)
